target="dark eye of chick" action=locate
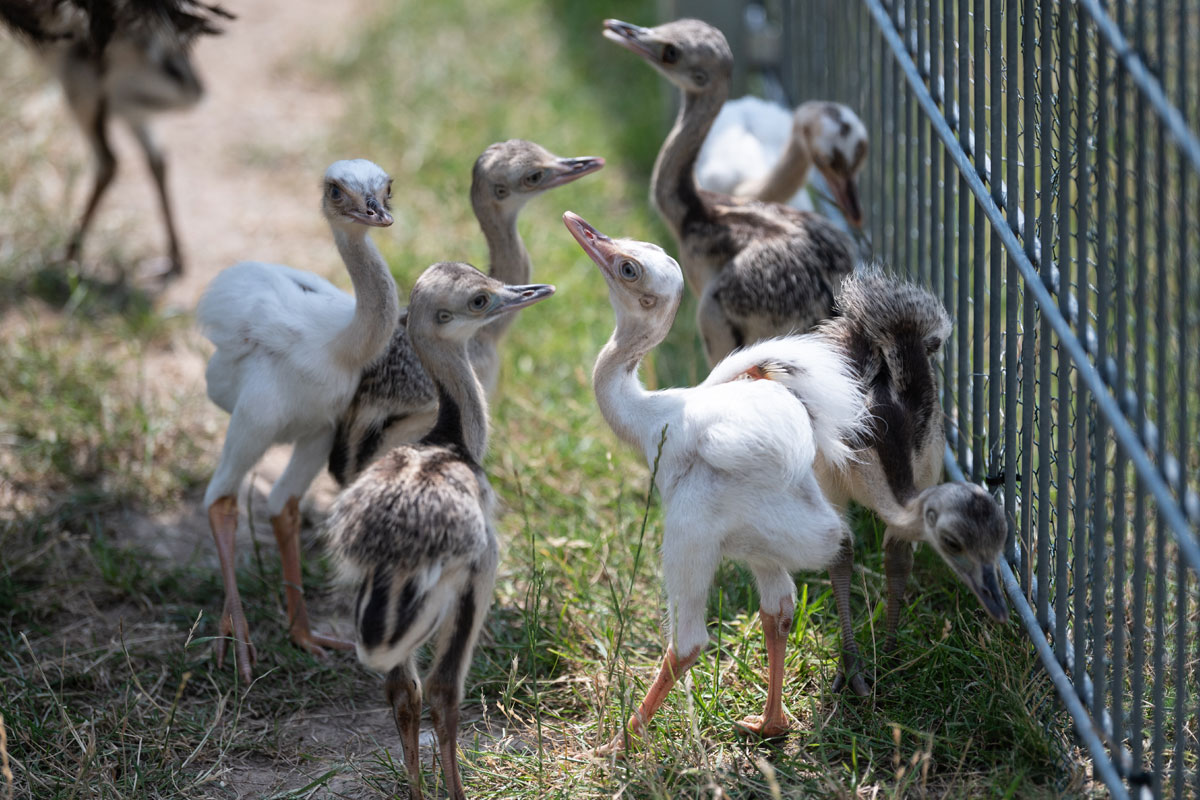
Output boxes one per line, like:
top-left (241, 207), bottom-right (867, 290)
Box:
top-left (469, 294), bottom-right (489, 311)
top-left (328, 184), bottom-right (342, 200)
top-left (619, 260), bottom-right (638, 280)
top-left (523, 170), bottom-right (543, 186)
top-left (662, 44), bottom-right (679, 64)
top-left (943, 538), bottom-right (963, 554)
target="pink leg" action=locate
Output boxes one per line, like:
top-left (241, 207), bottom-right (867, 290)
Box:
top-left (271, 496), bottom-right (354, 655)
top-left (209, 496), bottom-right (256, 682)
top-left (734, 608), bottom-right (793, 739)
top-left (596, 644), bottom-right (703, 756)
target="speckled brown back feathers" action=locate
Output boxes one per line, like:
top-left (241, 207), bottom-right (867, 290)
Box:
top-left (706, 203), bottom-right (854, 328)
top-left (325, 444), bottom-right (492, 579)
top-left (818, 267), bottom-right (951, 503)
top-left (328, 312), bottom-right (438, 486)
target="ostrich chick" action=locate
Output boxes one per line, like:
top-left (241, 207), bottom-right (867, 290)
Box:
top-left (815, 268), bottom-right (1009, 655)
top-left (0, 0), bottom-right (233, 275)
top-left (328, 140), bottom-right (604, 486)
top-left (698, 96), bottom-right (868, 225)
top-left (603, 18), bottom-right (856, 366)
top-left (198, 159), bottom-right (399, 681)
top-left (564, 211), bottom-right (870, 754)
top-left (326, 262), bottom-right (555, 800)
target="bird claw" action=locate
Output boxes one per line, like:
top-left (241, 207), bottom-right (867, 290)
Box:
top-left (732, 714), bottom-right (791, 740)
top-left (290, 628), bottom-right (355, 657)
top-left (591, 737), bottom-right (629, 760)
top-left (216, 600), bottom-right (257, 684)
top-left (832, 669), bottom-right (871, 697)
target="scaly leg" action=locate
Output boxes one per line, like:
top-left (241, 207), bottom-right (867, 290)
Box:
top-left (385, 663), bottom-right (424, 800)
top-left (208, 495), bottom-right (256, 683)
top-left (734, 605), bottom-right (794, 739)
top-left (426, 568), bottom-right (494, 800)
top-left (883, 534), bottom-right (914, 654)
top-left (829, 537), bottom-right (870, 696)
top-left (67, 98), bottom-right (115, 264)
top-left (596, 644), bottom-right (703, 757)
top-left (131, 122), bottom-right (183, 275)
top-left (271, 495), bottom-right (353, 655)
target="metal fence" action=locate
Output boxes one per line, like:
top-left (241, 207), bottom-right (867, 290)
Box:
top-left (738, 0), bottom-right (1200, 796)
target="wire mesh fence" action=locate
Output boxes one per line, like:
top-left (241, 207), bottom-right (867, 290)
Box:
top-left (746, 0), bottom-right (1200, 795)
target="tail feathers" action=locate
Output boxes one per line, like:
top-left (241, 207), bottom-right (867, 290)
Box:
top-left (705, 334), bottom-right (870, 470)
top-left (353, 562), bottom-right (457, 673)
top-left (827, 265), bottom-right (951, 393)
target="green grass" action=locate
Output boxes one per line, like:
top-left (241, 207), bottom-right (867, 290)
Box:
top-left (0, 0), bottom-right (1092, 797)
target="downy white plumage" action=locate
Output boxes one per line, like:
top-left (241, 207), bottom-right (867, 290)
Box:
top-left (564, 211), bottom-right (871, 754)
top-left (198, 158), bottom-right (400, 682)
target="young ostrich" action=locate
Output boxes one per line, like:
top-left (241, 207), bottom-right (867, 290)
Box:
top-left (328, 140), bottom-right (603, 486)
top-left (198, 159), bottom-right (399, 681)
top-left (564, 211), bottom-right (870, 754)
top-left (0, 0), bottom-right (232, 275)
top-left (697, 96), bottom-right (868, 224)
top-left (603, 18), bottom-right (856, 366)
top-left (814, 268), bottom-right (1009, 651)
top-left (325, 262), bottom-right (555, 800)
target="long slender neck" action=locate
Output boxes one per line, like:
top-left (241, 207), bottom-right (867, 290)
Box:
top-left (882, 493), bottom-right (926, 543)
top-left (592, 317), bottom-right (668, 451)
top-left (419, 337), bottom-right (489, 463)
top-left (330, 225), bottom-right (400, 368)
top-left (651, 84), bottom-right (728, 236)
top-left (475, 206), bottom-right (530, 344)
top-left (737, 131), bottom-right (812, 204)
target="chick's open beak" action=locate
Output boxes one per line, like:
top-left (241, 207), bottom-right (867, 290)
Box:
top-left (563, 211), bottom-right (621, 278)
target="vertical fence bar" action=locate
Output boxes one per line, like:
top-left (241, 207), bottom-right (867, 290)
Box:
top-left (987, 0), bottom-right (1002, 489)
top-left (943, 0), bottom-right (957, 428)
top-left (1111, 0), bottom-right (1130, 753)
top-left (1176, 3), bottom-right (1193, 792)
top-left (930, 0), bottom-right (943, 300)
top-left (1091, 0), bottom-right (1114, 751)
top-left (870, 4), bottom-right (882, 250)
top-left (1129, 0), bottom-right (1150, 772)
top-left (903, 0), bottom-right (915, 279)
top-left (971, 0), bottom-right (985, 482)
top-left (956, 0), bottom-right (970, 472)
top-left (1053, 0), bottom-right (1071, 665)
top-left (1019, 0), bottom-right (1037, 597)
top-left (1036, 0), bottom-right (1052, 631)
top-left (1003, 0), bottom-right (1019, 565)
top-left (916, 0), bottom-right (929, 285)
top-left (1071, 0), bottom-right (1091, 698)
top-left (891, 1), bottom-right (902, 270)
top-left (1149, 0), bottom-right (1170, 792)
